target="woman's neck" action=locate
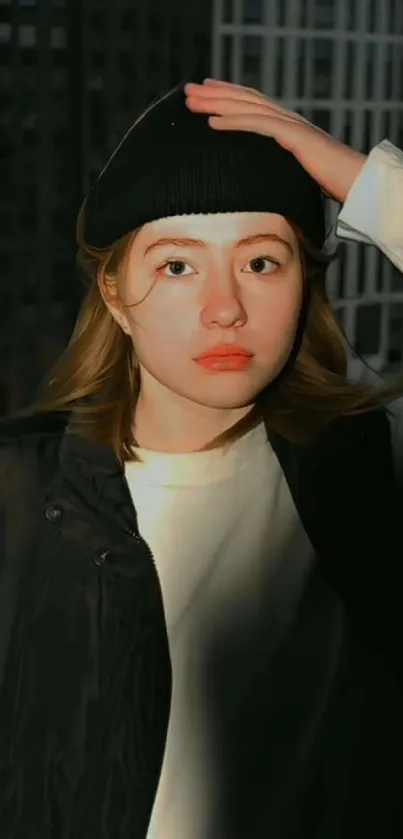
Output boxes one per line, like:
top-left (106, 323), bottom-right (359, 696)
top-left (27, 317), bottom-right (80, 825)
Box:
top-left (133, 394), bottom-right (252, 453)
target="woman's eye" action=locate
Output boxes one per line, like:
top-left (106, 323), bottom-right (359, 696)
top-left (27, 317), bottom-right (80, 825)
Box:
top-left (244, 257), bottom-right (279, 274)
top-left (159, 260), bottom-right (194, 277)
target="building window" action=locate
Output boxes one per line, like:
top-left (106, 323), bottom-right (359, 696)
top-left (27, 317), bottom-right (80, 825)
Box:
top-left (355, 303), bottom-right (381, 356)
top-left (0, 22), bottom-right (10, 42)
top-left (241, 35), bottom-right (262, 88)
top-left (90, 49), bottom-right (104, 70)
top-left (363, 109), bottom-right (373, 154)
top-left (387, 304), bottom-right (403, 366)
top-left (343, 41), bottom-right (356, 99)
top-left (335, 243), bottom-right (347, 300)
top-left (312, 39), bottom-right (333, 98)
top-left (242, 0), bottom-right (264, 24)
top-left (346, 3), bottom-right (359, 30)
top-left (373, 250), bottom-right (386, 295)
top-left (313, 0), bottom-right (336, 29)
top-left (120, 51), bottom-right (133, 76)
top-left (0, 209), bottom-right (11, 232)
top-left (0, 89), bottom-right (11, 107)
top-left (366, 0), bottom-right (377, 32)
top-left (23, 126), bottom-right (38, 148)
top-left (88, 71), bottom-right (103, 89)
top-left (148, 14), bottom-right (162, 35)
top-left (22, 265), bottom-right (39, 304)
top-left (21, 47), bottom-right (36, 65)
top-left (364, 42), bottom-right (376, 100)
top-left (357, 243), bottom-right (367, 295)
top-left (121, 9), bottom-right (137, 30)
top-left (50, 63), bottom-right (68, 82)
top-left (19, 24), bottom-right (36, 47)
top-left (90, 11), bottom-right (105, 32)
top-left (0, 384), bottom-right (7, 417)
top-left (312, 108), bottom-right (331, 134)
top-left (275, 40), bottom-right (284, 97)
top-left (53, 127), bottom-right (67, 148)
top-left (50, 25), bottom-right (67, 49)
top-left (387, 0), bottom-right (401, 34)
top-left (221, 35), bottom-right (233, 81)
top-left (222, 0), bottom-right (234, 23)
top-left (275, 0), bottom-right (286, 26)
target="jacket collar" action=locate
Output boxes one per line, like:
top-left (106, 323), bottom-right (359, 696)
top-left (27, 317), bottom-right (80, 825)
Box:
top-left (32, 405), bottom-right (402, 667)
top-left (56, 405), bottom-right (396, 557)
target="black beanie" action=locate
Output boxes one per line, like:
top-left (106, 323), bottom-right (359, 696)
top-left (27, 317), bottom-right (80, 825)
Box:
top-left (84, 82), bottom-right (326, 250)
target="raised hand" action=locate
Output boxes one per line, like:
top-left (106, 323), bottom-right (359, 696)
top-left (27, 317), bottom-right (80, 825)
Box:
top-left (185, 79), bottom-right (366, 204)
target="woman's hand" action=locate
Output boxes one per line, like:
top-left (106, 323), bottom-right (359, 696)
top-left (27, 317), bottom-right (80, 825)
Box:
top-left (185, 79), bottom-right (366, 204)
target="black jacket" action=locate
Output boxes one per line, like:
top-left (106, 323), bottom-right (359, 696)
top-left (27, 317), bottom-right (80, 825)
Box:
top-left (0, 407), bottom-right (401, 839)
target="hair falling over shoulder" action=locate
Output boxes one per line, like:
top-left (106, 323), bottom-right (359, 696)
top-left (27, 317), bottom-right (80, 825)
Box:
top-left (29, 206), bottom-right (403, 462)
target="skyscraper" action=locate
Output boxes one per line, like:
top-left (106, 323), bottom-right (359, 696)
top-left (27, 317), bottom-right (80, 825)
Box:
top-left (211, 0), bottom-right (403, 375)
top-left (0, 0), bottom-right (212, 413)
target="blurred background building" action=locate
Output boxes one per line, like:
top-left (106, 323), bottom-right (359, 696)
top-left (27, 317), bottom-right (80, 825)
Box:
top-left (211, 0), bottom-right (403, 378)
top-left (1, 0), bottom-right (403, 414)
top-left (0, 0), bottom-right (212, 412)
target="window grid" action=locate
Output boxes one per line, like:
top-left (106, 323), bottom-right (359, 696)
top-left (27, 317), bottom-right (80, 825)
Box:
top-left (212, 0), bottom-right (403, 371)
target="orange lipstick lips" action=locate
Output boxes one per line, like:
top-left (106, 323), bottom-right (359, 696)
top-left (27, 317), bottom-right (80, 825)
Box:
top-left (194, 343), bottom-right (253, 372)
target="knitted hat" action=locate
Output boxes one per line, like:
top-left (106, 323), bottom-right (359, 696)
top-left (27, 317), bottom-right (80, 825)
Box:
top-left (84, 82), bottom-right (326, 250)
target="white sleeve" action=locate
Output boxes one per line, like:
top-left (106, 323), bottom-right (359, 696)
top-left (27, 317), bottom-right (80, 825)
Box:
top-left (336, 139), bottom-right (403, 272)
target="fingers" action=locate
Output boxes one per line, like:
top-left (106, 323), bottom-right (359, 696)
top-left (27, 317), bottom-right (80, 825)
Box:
top-left (185, 80), bottom-right (296, 120)
top-left (186, 95), bottom-right (274, 119)
top-left (186, 92), bottom-right (301, 128)
top-left (203, 78), bottom-right (232, 85)
top-left (185, 81), bottom-right (268, 110)
top-left (207, 113), bottom-right (296, 153)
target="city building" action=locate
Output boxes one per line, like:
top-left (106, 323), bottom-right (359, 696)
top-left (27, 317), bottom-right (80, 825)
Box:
top-left (211, 0), bottom-right (403, 376)
top-left (0, 0), bottom-right (212, 413)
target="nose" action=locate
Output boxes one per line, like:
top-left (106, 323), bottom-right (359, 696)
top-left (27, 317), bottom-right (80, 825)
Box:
top-left (200, 273), bottom-right (247, 329)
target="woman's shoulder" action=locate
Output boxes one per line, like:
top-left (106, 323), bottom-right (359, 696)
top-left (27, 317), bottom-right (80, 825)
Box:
top-left (312, 406), bottom-right (393, 463)
top-left (0, 409), bottom-right (69, 444)
top-left (0, 410), bottom-right (69, 488)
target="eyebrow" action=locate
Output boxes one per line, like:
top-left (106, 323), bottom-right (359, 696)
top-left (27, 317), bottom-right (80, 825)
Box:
top-left (144, 233), bottom-right (294, 256)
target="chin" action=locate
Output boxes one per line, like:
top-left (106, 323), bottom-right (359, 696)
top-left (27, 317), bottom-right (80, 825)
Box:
top-left (189, 384), bottom-right (263, 411)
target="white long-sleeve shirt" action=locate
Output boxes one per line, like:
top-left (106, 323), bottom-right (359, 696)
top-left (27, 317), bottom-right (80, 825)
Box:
top-left (336, 138), bottom-right (403, 271)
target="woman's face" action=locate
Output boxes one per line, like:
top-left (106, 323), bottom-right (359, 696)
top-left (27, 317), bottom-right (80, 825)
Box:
top-left (112, 212), bottom-right (303, 414)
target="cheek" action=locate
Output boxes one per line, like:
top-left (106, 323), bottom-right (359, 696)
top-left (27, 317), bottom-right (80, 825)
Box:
top-left (124, 294), bottom-right (197, 358)
top-left (256, 281), bottom-right (302, 351)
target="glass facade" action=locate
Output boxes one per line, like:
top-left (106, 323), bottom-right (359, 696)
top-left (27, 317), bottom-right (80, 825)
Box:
top-left (212, 0), bottom-right (403, 374)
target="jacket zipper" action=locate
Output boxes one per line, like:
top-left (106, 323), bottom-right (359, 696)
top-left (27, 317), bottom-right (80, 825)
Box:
top-left (124, 525), bottom-right (158, 576)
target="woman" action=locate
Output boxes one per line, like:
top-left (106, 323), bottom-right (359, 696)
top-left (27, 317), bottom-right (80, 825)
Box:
top-left (0, 79), bottom-right (402, 839)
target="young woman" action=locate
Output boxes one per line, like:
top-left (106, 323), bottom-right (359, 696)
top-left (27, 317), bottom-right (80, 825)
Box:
top-left (0, 79), bottom-right (402, 839)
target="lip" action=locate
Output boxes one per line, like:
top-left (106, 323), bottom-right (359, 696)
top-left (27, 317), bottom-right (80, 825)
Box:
top-left (195, 355), bottom-right (252, 372)
top-left (194, 343), bottom-right (253, 361)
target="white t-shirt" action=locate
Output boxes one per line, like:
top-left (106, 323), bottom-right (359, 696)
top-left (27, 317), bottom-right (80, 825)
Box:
top-left (125, 423), bottom-right (314, 839)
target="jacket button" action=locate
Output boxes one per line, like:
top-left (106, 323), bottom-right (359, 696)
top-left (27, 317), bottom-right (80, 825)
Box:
top-left (93, 549), bottom-right (111, 567)
top-left (45, 504), bottom-right (63, 522)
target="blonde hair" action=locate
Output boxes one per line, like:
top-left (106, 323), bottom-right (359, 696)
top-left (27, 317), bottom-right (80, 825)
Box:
top-left (29, 206), bottom-right (403, 462)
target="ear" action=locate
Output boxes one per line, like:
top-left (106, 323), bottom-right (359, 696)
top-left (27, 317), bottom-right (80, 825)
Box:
top-left (98, 270), bottom-right (131, 335)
